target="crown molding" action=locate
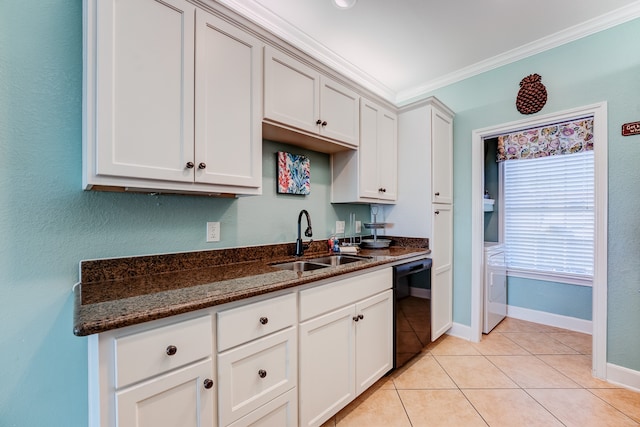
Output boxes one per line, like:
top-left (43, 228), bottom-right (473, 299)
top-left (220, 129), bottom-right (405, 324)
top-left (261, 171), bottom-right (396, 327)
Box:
top-left (395, 2), bottom-right (640, 106)
top-left (213, 0), bottom-right (396, 101)
top-left (215, 0), bottom-right (640, 107)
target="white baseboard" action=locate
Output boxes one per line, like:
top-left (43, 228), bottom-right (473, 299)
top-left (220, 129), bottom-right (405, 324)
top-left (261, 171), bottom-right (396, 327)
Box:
top-left (409, 287), bottom-right (430, 299)
top-left (446, 322), bottom-right (473, 341)
top-left (607, 363), bottom-right (640, 392)
top-left (506, 305), bottom-right (592, 334)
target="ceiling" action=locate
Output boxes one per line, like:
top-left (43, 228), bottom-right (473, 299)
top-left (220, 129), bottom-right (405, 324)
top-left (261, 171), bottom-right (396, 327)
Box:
top-left (217, 0), bottom-right (640, 106)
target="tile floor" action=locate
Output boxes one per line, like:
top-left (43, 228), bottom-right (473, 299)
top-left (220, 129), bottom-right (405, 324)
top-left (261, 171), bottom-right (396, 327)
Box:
top-left (321, 317), bottom-right (640, 426)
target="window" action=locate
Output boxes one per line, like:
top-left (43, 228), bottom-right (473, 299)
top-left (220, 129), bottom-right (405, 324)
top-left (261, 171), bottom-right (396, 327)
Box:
top-left (503, 150), bottom-right (594, 285)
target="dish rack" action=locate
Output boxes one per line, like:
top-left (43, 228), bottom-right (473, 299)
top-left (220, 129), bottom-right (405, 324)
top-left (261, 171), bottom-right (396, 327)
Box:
top-left (360, 208), bottom-right (391, 249)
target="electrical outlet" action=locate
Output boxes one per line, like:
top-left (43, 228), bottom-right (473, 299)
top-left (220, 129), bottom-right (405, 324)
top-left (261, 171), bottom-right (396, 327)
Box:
top-left (355, 220), bottom-right (361, 233)
top-left (206, 222), bottom-right (220, 242)
top-left (336, 221), bottom-right (345, 234)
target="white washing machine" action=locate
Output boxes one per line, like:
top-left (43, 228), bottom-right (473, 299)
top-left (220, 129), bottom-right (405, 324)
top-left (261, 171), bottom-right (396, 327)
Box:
top-left (483, 243), bottom-right (507, 333)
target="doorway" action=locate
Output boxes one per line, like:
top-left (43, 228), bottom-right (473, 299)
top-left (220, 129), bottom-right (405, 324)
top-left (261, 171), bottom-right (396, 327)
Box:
top-left (469, 102), bottom-right (609, 379)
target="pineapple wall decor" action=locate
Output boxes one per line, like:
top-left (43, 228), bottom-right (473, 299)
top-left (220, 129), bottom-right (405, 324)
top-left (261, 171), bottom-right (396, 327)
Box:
top-left (516, 73), bottom-right (547, 115)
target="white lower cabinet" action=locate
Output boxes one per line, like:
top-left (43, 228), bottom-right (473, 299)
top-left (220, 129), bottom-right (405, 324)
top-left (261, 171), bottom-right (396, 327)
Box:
top-left (116, 359), bottom-right (214, 427)
top-left (299, 305), bottom-right (356, 426)
top-left (217, 293), bottom-right (297, 427)
top-left (298, 269), bottom-right (393, 427)
top-left (227, 376), bottom-right (298, 427)
top-left (431, 203), bottom-right (453, 340)
top-left (217, 327), bottom-right (297, 426)
top-left (89, 269), bottom-right (394, 427)
top-left (88, 314), bottom-right (216, 427)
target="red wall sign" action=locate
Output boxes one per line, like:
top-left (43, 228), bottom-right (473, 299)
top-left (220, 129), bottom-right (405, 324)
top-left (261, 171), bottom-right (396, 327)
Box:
top-left (622, 121), bottom-right (640, 136)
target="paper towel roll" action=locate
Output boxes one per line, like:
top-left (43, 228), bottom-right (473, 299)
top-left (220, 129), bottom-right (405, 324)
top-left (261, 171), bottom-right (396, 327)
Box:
top-left (339, 246), bottom-right (359, 254)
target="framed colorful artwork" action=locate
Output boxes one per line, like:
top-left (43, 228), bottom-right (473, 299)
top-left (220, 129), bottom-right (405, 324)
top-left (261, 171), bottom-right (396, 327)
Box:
top-left (277, 151), bottom-right (310, 195)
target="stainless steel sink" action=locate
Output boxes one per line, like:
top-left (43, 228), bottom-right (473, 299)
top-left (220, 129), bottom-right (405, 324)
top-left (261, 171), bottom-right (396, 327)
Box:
top-left (271, 261), bottom-right (330, 272)
top-left (307, 255), bottom-right (369, 266)
top-left (271, 255), bottom-right (370, 272)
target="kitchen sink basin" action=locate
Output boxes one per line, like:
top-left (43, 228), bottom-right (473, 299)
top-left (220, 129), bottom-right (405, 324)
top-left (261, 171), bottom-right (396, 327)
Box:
top-left (271, 261), bottom-right (330, 272)
top-left (307, 255), bottom-right (370, 266)
top-left (271, 255), bottom-right (370, 272)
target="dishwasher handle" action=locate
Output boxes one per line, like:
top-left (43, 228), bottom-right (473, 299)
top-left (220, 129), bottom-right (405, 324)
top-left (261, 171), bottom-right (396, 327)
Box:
top-left (394, 258), bottom-right (432, 278)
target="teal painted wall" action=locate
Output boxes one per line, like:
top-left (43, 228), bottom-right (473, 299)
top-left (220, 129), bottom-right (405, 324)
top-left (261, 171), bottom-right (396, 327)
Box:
top-left (507, 277), bottom-right (592, 320)
top-left (429, 18), bottom-right (640, 370)
top-left (0, 1), bottom-right (369, 425)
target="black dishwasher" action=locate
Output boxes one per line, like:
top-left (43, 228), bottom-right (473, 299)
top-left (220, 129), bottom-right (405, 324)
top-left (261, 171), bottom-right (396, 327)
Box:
top-left (393, 258), bottom-right (432, 369)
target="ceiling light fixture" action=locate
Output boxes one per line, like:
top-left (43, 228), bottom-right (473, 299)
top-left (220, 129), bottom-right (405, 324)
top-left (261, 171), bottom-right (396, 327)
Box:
top-left (333, 0), bottom-right (357, 9)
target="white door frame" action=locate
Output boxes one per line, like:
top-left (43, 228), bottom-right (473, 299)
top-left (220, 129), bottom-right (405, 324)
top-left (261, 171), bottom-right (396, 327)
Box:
top-left (470, 102), bottom-right (608, 379)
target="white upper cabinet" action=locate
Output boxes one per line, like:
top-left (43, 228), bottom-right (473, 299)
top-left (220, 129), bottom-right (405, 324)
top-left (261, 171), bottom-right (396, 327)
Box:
top-left (431, 108), bottom-right (454, 204)
top-left (194, 10), bottom-right (262, 189)
top-left (319, 78), bottom-right (360, 146)
top-left (358, 99), bottom-right (397, 201)
top-left (264, 46), bottom-right (359, 149)
top-left (332, 98), bottom-right (397, 204)
top-left (83, 0), bottom-right (263, 195)
top-left (91, 0), bottom-right (196, 183)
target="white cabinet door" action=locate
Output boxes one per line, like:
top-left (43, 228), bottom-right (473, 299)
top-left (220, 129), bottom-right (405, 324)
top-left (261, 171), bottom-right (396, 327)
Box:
top-left (116, 359), bottom-right (215, 427)
top-left (431, 108), bottom-right (454, 204)
top-left (319, 77), bottom-right (359, 146)
top-left (354, 290), bottom-right (393, 395)
top-left (195, 10), bottom-right (262, 189)
top-left (299, 305), bottom-right (355, 427)
top-left (432, 203), bottom-right (453, 340)
top-left (358, 99), bottom-right (380, 199)
top-left (377, 108), bottom-right (398, 201)
top-left (263, 46), bottom-right (319, 135)
top-left (352, 98), bottom-right (398, 202)
top-left (95, 0), bottom-right (195, 182)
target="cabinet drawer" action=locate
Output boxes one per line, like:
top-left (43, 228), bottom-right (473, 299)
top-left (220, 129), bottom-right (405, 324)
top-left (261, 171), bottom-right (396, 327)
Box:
top-left (218, 327), bottom-right (297, 426)
top-left (227, 388), bottom-right (297, 427)
top-left (217, 292), bottom-right (296, 352)
top-left (115, 315), bottom-right (212, 388)
top-left (299, 268), bottom-right (392, 321)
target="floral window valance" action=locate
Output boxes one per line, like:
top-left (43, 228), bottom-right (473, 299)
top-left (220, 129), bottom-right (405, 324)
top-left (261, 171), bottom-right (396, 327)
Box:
top-left (497, 117), bottom-right (593, 161)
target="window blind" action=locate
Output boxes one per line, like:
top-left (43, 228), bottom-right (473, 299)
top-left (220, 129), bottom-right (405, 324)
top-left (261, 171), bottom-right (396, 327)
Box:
top-left (503, 151), bottom-right (594, 282)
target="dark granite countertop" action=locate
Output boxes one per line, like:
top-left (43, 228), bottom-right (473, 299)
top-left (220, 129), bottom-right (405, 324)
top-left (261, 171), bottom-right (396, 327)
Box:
top-left (73, 237), bottom-right (430, 336)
